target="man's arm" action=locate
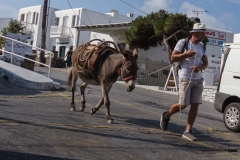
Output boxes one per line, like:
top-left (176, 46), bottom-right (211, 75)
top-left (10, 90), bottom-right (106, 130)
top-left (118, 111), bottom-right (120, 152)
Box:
top-left (171, 49), bottom-right (197, 62)
top-left (198, 55), bottom-right (208, 71)
top-left (191, 55), bottom-right (208, 72)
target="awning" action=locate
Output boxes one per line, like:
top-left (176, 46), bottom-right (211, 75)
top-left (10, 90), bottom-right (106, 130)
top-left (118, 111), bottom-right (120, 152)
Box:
top-left (73, 22), bottom-right (132, 36)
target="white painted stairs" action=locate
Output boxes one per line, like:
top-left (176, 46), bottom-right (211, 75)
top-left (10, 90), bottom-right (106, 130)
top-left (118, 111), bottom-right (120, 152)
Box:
top-left (0, 60), bottom-right (61, 90)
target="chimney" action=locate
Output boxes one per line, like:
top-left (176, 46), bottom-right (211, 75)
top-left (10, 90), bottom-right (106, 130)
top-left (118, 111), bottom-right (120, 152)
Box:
top-left (126, 13), bottom-right (134, 18)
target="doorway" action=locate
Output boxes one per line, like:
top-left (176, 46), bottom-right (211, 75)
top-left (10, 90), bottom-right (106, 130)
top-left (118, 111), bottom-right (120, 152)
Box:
top-left (59, 46), bottom-right (66, 57)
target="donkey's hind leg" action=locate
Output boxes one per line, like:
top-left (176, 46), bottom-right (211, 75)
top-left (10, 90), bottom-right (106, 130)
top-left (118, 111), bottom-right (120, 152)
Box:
top-left (80, 82), bottom-right (88, 112)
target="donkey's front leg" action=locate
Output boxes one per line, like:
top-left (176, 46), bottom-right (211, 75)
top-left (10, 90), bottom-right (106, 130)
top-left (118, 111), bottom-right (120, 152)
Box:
top-left (70, 70), bottom-right (78, 111)
top-left (90, 98), bottom-right (103, 115)
top-left (91, 84), bottom-right (112, 115)
top-left (102, 83), bottom-right (113, 124)
top-left (79, 82), bottom-right (88, 112)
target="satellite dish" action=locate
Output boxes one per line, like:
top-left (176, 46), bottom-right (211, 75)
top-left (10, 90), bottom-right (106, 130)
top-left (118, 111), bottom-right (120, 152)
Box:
top-left (110, 9), bottom-right (119, 14)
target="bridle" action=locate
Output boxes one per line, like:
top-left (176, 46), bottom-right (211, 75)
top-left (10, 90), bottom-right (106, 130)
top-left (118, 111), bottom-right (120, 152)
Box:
top-left (119, 59), bottom-right (137, 82)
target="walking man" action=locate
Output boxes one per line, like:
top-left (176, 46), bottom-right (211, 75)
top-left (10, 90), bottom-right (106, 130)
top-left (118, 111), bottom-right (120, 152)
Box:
top-left (160, 23), bottom-right (208, 141)
top-left (65, 46), bottom-right (73, 68)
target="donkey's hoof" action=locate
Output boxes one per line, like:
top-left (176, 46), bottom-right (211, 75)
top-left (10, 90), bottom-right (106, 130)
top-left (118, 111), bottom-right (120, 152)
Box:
top-left (90, 108), bottom-right (95, 115)
top-left (107, 119), bottom-right (114, 124)
top-left (79, 107), bottom-right (85, 112)
top-left (70, 107), bottom-right (75, 112)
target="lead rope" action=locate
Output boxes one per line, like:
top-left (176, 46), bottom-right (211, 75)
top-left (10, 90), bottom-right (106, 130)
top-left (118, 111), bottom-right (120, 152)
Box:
top-left (179, 51), bottom-right (197, 119)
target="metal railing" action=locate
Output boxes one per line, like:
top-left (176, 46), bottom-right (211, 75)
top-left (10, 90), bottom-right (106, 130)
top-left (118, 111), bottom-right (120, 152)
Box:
top-left (21, 21), bottom-right (33, 31)
top-left (50, 26), bottom-right (70, 36)
top-left (0, 34), bottom-right (54, 78)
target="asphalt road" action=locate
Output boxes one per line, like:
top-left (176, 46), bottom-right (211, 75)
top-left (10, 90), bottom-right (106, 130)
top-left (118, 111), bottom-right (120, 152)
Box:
top-left (0, 67), bottom-right (239, 160)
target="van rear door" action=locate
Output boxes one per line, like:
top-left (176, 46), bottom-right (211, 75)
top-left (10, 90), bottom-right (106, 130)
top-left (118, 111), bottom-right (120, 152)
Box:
top-left (219, 45), bottom-right (240, 97)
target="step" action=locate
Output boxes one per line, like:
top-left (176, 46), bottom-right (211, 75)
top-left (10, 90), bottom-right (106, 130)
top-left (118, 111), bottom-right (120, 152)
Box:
top-left (0, 60), bottom-right (60, 90)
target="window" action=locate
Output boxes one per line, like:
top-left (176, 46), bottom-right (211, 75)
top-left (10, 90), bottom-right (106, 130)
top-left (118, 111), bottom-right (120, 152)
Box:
top-left (30, 41), bottom-right (33, 45)
top-left (32, 12), bottom-right (36, 24)
top-left (63, 16), bottom-right (69, 27)
top-left (20, 14), bottom-right (25, 22)
top-left (26, 12), bottom-right (31, 23)
top-left (54, 17), bottom-right (59, 26)
top-left (72, 15), bottom-right (76, 27)
top-left (32, 12), bottom-right (39, 24)
top-left (35, 13), bottom-right (39, 24)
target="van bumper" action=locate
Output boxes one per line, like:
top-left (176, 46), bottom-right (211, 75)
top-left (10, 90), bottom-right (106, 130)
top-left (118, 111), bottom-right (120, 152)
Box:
top-left (214, 92), bottom-right (230, 113)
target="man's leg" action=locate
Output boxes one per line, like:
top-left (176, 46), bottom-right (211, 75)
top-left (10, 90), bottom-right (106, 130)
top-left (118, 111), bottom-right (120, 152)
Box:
top-left (160, 78), bottom-right (190, 131)
top-left (182, 103), bottom-right (199, 141)
top-left (165, 104), bottom-right (187, 119)
top-left (160, 104), bottom-right (187, 131)
top-left (185, 78), bottom-right (203, 131)
top-left (182, 78), bottom-right (203, 141)
top-left (186, 103), bottom-right (199, 131)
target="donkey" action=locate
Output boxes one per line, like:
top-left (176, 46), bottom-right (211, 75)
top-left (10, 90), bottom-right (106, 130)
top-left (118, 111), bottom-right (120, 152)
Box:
top-left (68, 39), bottom-right (139, 123)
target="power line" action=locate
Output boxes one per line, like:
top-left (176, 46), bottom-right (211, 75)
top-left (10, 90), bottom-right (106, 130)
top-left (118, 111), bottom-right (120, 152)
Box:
top-left (83, 8), bottom-right (93, 24)
top-left (119, 0), bottom-right (148, 15)
top-left (83, 8), bottom-right (103, 39)
top-left (66, 0), bottom-right (103, 41)
top-left (66, 0), bottom-right (88, 26)
top-left (90, 0), bottom-right (110, 23)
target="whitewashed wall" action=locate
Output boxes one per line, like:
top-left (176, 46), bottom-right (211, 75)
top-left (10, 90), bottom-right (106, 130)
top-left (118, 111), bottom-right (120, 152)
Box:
top-left (18, 5), bottom-right (58, 50)
top-left (0, 18), bottom-right (11, 33)
top-left (234, 33), bottom-right (240, 43)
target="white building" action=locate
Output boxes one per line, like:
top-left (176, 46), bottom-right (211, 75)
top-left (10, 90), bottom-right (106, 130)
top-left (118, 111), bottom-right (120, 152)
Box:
top-left (233, 33), bottom-right (240, 43)
top-left (18, 5), bottom-right (133, 57)
top-left (18, 5), bottom-right (58, 50)
top-left (0, 18), bottom-right (12, 32)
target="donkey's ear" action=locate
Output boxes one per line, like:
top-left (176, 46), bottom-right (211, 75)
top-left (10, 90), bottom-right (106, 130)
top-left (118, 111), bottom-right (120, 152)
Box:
top-left (132, 48), bottom-right (138, 58)
top-left (118, 43), bottom-right (128, 58)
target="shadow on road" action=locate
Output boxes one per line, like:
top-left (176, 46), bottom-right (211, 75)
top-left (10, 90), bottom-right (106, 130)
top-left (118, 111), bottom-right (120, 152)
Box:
top-left (0, 150), bottom-right (74, 160)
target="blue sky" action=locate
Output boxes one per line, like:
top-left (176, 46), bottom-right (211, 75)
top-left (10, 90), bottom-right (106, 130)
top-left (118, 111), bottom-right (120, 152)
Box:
top-left (0, 0), bottom-right (239, 34)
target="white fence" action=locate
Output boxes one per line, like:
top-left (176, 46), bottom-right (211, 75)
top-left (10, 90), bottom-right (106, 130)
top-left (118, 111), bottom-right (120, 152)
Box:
top-left (50, 26), bottom-right (70, 36)
top-left (0, 34), bottom-right (53, 77)
top-left (136, 55), bottom-right (171, 87)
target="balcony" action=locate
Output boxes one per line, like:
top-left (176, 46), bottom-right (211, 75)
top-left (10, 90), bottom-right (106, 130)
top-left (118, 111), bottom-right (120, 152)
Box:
top-left (21, 22), bottom-right (33, 38)
top-left (50, 26), bottom-right (70, 39)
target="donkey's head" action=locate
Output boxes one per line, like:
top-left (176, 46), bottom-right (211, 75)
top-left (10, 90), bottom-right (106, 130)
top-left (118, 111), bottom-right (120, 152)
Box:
top-left (118, 44), bottom-right (139, 92)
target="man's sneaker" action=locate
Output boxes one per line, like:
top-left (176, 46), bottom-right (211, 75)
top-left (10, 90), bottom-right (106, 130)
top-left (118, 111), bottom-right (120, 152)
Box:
top-left (182, 131), bottom-right (196, 141)
top-left (160, 111), bottom-right (170, 131)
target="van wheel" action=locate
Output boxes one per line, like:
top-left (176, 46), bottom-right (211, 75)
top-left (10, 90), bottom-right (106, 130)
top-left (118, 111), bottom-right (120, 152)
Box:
top-left (224, 103), bottom-right (240, 132)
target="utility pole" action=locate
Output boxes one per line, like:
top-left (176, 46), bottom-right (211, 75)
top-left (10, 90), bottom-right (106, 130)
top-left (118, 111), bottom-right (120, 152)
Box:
top-left (40, 0), bottom-right (48, 66)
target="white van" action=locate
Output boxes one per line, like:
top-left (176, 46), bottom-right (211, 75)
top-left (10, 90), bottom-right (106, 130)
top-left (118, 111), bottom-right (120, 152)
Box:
top-left (214, 43), bottom-right (240, 132)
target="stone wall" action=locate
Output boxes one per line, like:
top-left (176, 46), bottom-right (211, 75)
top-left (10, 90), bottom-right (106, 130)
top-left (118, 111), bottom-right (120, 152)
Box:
top-left (202, 86), bottom-right (217, 103)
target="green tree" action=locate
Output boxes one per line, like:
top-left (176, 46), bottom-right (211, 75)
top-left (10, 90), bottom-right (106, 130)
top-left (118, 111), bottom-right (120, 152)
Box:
top-left (0, 19), bottom-right (25, 45)
top-left (125, 9), bottom-right (208, 62)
